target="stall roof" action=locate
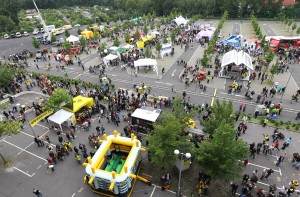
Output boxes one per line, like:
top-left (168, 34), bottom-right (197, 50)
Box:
top-left (47, 109), bottom-right (73, 125)
top-left (64, 95), bottom-right (94, 113)
top-left (131, 106), bottom-right (161, 122)
top-left (184, 127), bottom-right (206, 136)
top-left (221, 50), bottom-right (253, 71)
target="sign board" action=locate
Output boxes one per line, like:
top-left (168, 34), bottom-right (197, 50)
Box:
top-left (161, 43), bottom-right (172, 58)
top-left (30, 110), bottom-right (53, 127)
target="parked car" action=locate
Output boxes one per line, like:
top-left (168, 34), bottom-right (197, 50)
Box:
top-left (40, 28), bottom-right (44, 33)
top-left (15, 32), bottom-right (22, 38)
top-left (33, 29), bottom-right (39, 35)
top-left (74, 24), bottom-right (81, 27)
top-left (4, 34), bottom-right (10, 39)
top-left (23, 32), bottom-right (29, 36)
top-left (10, 34), bottom-right (16, 38)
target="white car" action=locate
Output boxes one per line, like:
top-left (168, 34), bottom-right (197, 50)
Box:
top-left (74, 24), bottom-right (81, 27)
top-left (23, 32), bottom-right (29, 36)
top-left (40, 28), bottom-right (44, 33)
top-left (33, 29), bottom-right (39, 35)
top-left (4, 34), bottom-right (10, 39)
top-left (15, 32), bottom-right (22, 37)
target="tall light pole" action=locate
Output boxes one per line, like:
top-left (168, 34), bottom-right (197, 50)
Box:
top-left (280, 68), bottom-right (294, 103)
top-left (174, 149), bottom-right (191, 196)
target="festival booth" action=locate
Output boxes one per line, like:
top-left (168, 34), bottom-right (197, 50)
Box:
top-left (161, 43), bottom-right (172, 58)
top-left (66, 35), bottom-right (79, 44)
top-left (173, 15), bottom-right (189, 26)
top-left (195, 30), bottom-right (215, 42)
top-left (134, 59), bottom-right (158, 76)
top-left (123, 44), bottom-right (134, 50)
top-left (150, 31), bottom-right (160, 38)
top-left (129, 17), bottom-right (143, 24)
top-left (220, 50), bottom-right (253, 80)
top-left (103, 54), bottom-right (119, 66)
top-left (131, 106), bottom-right (162, 133)
top-left (136, 36), bottom-right (153, 49)
top-left (47, 109), bottom-right (75, 131)
top-left (218, 35), bottom-right (242, 48)
top-left (242, 38), bottom-right (262, 52)
top-left (81, 30), bottom-right (94, 40)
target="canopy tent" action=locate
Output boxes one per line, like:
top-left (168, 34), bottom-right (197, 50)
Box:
top-left (150, 31), bottom-right (160, 37)
top-left (114, 47), bottom-right (128, 54)
top-left (103, 54), bottom-right (119, 66)
top-left (131, 106), bottom-right (161, 123)
top-left (221, 50), bottom-right (253, 70)
top-left (134, 59), bottom-right (158, 76)
top-left (161, 43), bottom-right (172, 58)
top-left (47, 109), bottom-right (74, 131)
top-left (195, 30), bottom-right (214, 42)
top-left (81, 30), bottom-right (93, 40)
top-left (64, 95), bottom-right (94, 113)
top-left (66, 35), bottom-right (79, 43)
top-left (173, 15), bottom-right (189, 26)
top-left (218, 35), bottom-right (241, 48)
top-left (123, 44), bottom-right (134, 49)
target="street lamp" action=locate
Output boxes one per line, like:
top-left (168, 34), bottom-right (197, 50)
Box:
top-left (174, 149), bottom-right (191, 196)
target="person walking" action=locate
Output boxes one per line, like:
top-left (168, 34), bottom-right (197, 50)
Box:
top-left (274, 140), bottom-right (280, 151)
top-left (34, 137), bottom-right (41, 147)
top-left (38, 135), bottom-right (44, 147)
top-left (260, 168), bottom-right (267, 180)
top-left (242, 174), bottom-right (250, 185)
top-left (231, 182), bottom-right (238, 196)
top-left (33, 188), bottom-right (42, 197)
top-left (44, 135), bottom-right (50, 144)
top-left (264, 168), bottom-right (274, 179)
top-left (74, 146), bottom-right (79, 155)
top-left (249, 147), bottom-right (256, 160)
top-left (58, 135), bottom-right (63, 144)
top-left (101, 125), bottom-right (105, 135)
top-left (276, 152), bottom-right (286, 166)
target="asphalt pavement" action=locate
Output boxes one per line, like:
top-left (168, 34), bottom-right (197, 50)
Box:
top-left (261, 24), bottom-right (277, 36)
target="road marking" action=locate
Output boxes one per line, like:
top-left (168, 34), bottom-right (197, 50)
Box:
top-left (71, 193), bottom-right (76, 197)
top-left (17, 142), bottom-right (34, 155)
top-left (154, 81), bottom-right (172, 86)
top-left (278, 167), bottom-right (282, 176)
top-left (171, 69), bottom-right (176, 77)
top-left (2, 140), bottom-right (47, 161)
top-left (36, 123), bottom-right (49, 129)
top-left (152, 183), bottom-right (176, 194)
top-left (247, 162), bottom-right (280, 173)
top-left (13, 167), bottom-right (35, 177)
top-left (150, 185), bottom-right (156, 197)
top-left (74, 70), bottom-right (88, 79)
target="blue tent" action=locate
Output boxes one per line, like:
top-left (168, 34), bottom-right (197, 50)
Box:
top-left (218, 35), bottom-right (241, 48)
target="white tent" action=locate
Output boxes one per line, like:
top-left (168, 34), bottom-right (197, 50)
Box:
top-left (221, 50), bottom-right (253, 70)
top-left (103, 54), bottom-right (119, 66)
top-left (174, 16), bottom-right (189, 26)
top-left (47, 109), bottom-right (74, 131)
top-left (66, 35), bottom-right (79, 43)
top-left (109, 46), bottom-right (118, 51)
top-left (134, 59), bottom-right (158, 76)
top-left (195, 30), bottom-right (215, 42)
top-left (150, 31), bottom-right (160, 38)
top-left (123, 44), bottom-right (134, 49)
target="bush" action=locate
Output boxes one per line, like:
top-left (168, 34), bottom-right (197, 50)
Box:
top-left (259, 117), bottom-right (265, 124)
top-left (295, 126), bottom-right (299, 131)
top-left (286, 121), bottom-right (292, 125)
top-left (274, 120), bottom-right (279, 127)
top-left (279, 120), bottom-right (284, 125)
top-left (285, 125), bottom-right (290, 130)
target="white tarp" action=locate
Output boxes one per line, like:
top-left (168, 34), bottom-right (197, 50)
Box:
top-left (195, 30), bottom-right (214, 42)
top-left (66, 35), bottom-right (79, 43)
top-left (174, 15), bottom-right (189, 26)
top-left (134, 58), bottom-right (158, 76)
top-left (161, 43), bottom-right (172, 58)
top-left (103, 54), bottom-right (118, 66)
top-left (47, 109), bottom-right (74, 131)
top-left (131, 107), bottom-right (161, 122)
top-left (221, 50), bottom-right (253, 71)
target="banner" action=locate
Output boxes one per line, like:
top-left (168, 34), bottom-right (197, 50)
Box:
top-left (161, 43), bottom-right (172, 58)
top-left (30, 110), bottom-right (53, 127)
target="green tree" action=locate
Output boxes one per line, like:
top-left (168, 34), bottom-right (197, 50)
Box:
top-left (265, 50), bottom-right (275, 65)
top-left (0, 15), bottom-right (16, 33)
top-left (32, 37), bottom-right (40, 49)
top-left (0, 66), bottom-right (15, 89)
top-left (201, 53), bottom-right (209, 70)
top-left (201, 100), bottom-right (234, 135)
top-left (135, 29), bottom-right (140, 39)
top-left (64, 30), bottom-right (70, 38)
top-left (143, 25), bottom-right (149, 35)
top-left (0, 120), bottom-right (22, 136)
top-left (79, 36), bottom-right (87, 48)
top-left (156, 21), bottom-right (161, 29)
top-left (50, 33), bottom-right (56, 43)
top-left (288, 19), bottom-right (293, 31)
top-left (146, 113), bottom-right (193, 169)
top-left (145, 46), bottom-right (152, 58)
top-left (194, 121), bottom-right (248, 180)
top-left (77, 28), bottom-right (82, 35)
top-left (292, 23), bottom-right (297, 33)
top-left (44, 88), bottom-right (72, 112)
top-left (114, 25), bottom-right (120, 33)
top-left (62, 40), bottom-right (72, 50)
top-left (155, 41), bottom-right (162, 53)
top-left (171, 30), bottom-right (176, 44)
top-left (122, 22), bottom-right (129, 31)
top-left (104, 28), bottom-right (111, 37)
top-left (124, 31), bottom-right (131, 43)
top-left (297, 27), bottom-right (300, 35)
top-left (99, 43), bottom-right (106, 55)
top-left (269, 61), bottom-right (279, 82)
top-left (150, 22), bottom-right (155, 30)
top-left (93, 31), bottom-right (100, 41)
top-left (113, 36), bottom-right (121, 47)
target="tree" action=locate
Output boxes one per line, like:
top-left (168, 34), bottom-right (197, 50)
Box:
top-left (150, 22), bottom-right (155, 30)
top-left (93, 31), bottom-right (100, 41)
top-left (50, 33), bottom-right (56, 43)
top-left (99, 43), bottom-right (106, 55)
top-left (122, 22), bottom-right (129, 31)
top-left (194, 121), bottom-right (248, 180)
top-left (32, 37), bottom-right (40, 49)
top-left (0, 66), bottom-right (15, 89)
top-left (114, 25), bottom-right (120, 33)
top-left (135, 29), bottom-right (140, 39)
top-left (44, 88), bottom-right (72, 112)
top-left (201, 53), bottom-right (209, 70)
top-left (79, 36), bottom-right (87, 48)
top-left (292, 23), bottom-right (297, 33)
top-left (143, 25), bottom-right (149, 35)
top-left (155, 41), bottom-right (162, 53)
top-left (265, 50), bottom-right (275, 65)
top-left (297, 27), bottom-right (300, 35)
top-left (113, 36), bottom-right (121, 47)
top-left (269, 61), bottom-right (279, 82)
top-left (0, 15), bottom-right (16, 33)
top-left (104, 28), bottom-right (111, 37)
top-left (156, 21), bottom-right (161, 29)
top-left (146, 113), bottom-right (193, 169)
top-left (145, 46), bottom-right (152, 58)
top-left (288, 19), bottom-right (293, 31)
top-left (77, 28), bottom-right (82, 35)
top-left (201, 100), bottom-right (235, 135)
top-left (171, 30), bottom-right (176, 44)
top-left (124, 31), bottom-right (131, 43)
top-left (0, 120), bottom-right (22, 136)
top-left (64, 30), bottom-right (71, 38)
top-left (62, 40), bottom-right (72, 50)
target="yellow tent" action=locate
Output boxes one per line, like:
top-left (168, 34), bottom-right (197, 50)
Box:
top-left (64, 95), bottom-right (94, 113)
top-left (81, 30), bottom-right (94, 40)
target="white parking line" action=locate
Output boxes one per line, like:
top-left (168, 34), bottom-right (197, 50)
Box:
top-left (71, 193), bottom-right (76, 197)
top-left (36, 123), bottom-right (49, 129)
top-left (13, 167), bottom-right (35, 177)
top-left (247, 162), bottom-right (280, 173)
top-left (150, 185), bottom-right (156, 197)
top-left (17, 142), bottom-right (34, 155)
top-left (2, 140), bottom-right (47, 161)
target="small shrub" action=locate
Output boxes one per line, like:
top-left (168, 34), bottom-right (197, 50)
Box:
top-left (259, 117), bottom-right (264, 124)
top-left (274, 120), bottom-right (279, 127)
top-left (279, 120), bottom-right (284, 125)
top-left (285, 125), bottom-right (290, 130)
top-left (295, 126), bottom-right (299, 131)
top-left (286, 121), bottom-right (292, 125)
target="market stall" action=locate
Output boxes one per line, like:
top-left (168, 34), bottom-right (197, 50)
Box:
top-left (173, 15), bottom-right (189, 26)
top-left (134, 59), bottom-right (158, 76)
top-left (66, 35), bottom-right (79, 44)
top-left (195, 30), bottom-right (214, 42)
top-left (103, 54), bottom-right (119, 66)
top-left (47, 109), bottom-right (75, 131)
